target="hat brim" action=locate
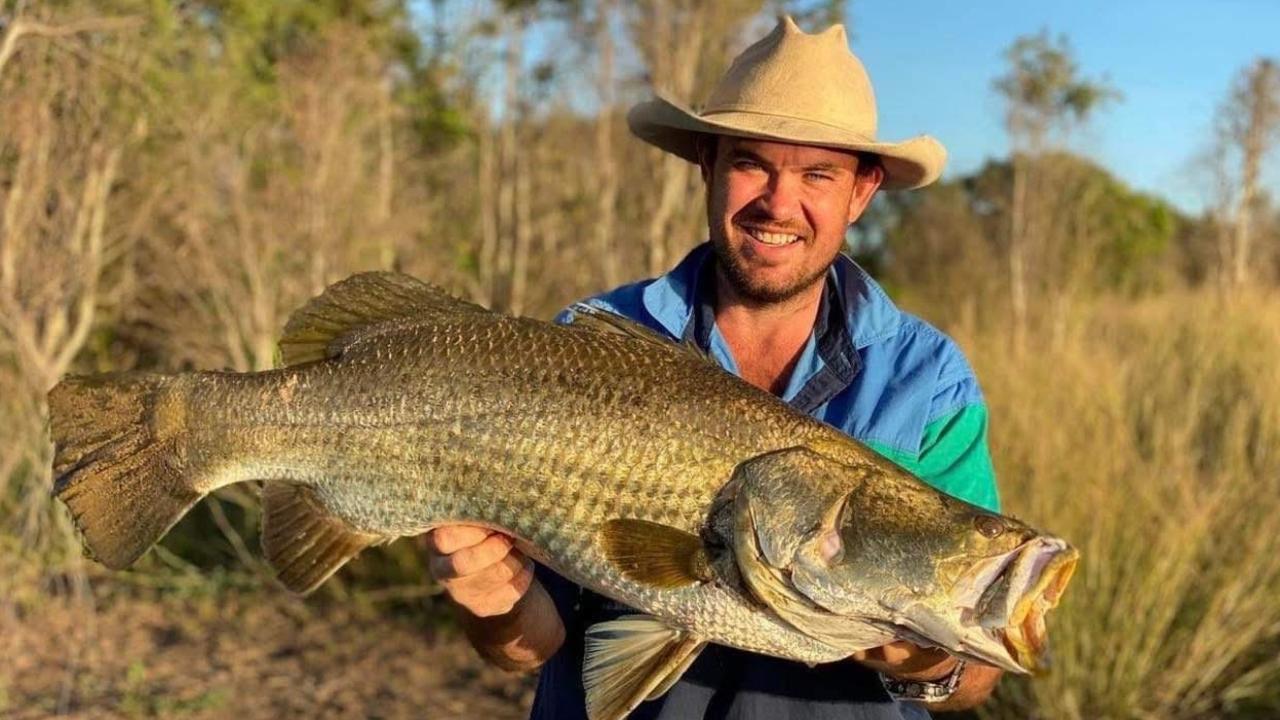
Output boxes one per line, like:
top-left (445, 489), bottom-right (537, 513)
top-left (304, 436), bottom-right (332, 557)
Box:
top-left (627, 92), bottom-right (947, 190)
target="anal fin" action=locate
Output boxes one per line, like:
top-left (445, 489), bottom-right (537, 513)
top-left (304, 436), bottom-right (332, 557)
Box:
top-left (583, 614), bottom-right (706, 720)
top-left (260, 483), bottom-right (385, 594)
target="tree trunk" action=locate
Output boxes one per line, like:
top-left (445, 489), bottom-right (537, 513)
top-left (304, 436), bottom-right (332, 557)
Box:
top-left (1009, 156), bottom-right (1029, 350)
top-left (642, 2), bottom-right (706, 276)
top-left (593, 0), bottom-right (620, 288)
top-left (377, 75), bottom-right (396, 270)
top-left (477, 117), bottom-right (497, 307)
top-left (494, 13), bottom-right (523, 310)
top-left (1224, 59), bottom-right (1280, 288)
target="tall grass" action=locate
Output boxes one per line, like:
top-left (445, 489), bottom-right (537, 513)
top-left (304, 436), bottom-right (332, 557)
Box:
top-left (957, 291), bottom-right (1280, 719)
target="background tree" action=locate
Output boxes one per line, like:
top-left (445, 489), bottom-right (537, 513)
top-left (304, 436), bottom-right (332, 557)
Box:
top-left (993, 31), bottom-right (1118, 345)
top-left (0, 6), bottom-right (145, 562)
top-left (1215, 58), bottom-right (1280, 288)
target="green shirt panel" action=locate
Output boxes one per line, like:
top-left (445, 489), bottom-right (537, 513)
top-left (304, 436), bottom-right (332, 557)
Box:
top-left (865, 403), bottom-right (1001, 513)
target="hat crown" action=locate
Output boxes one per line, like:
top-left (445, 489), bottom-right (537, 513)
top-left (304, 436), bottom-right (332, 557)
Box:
top-left (703, 16), bottom-right (877, 140)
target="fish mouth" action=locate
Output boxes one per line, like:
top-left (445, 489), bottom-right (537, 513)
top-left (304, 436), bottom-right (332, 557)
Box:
top-left (953, 537), bottom-right (1078, 673)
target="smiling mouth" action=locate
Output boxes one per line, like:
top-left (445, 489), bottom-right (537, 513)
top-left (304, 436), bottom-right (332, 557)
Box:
top-left (741, 225), bottom-right (804, 246)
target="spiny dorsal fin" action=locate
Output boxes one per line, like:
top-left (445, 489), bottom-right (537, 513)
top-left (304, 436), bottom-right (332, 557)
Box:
top-left (279, 272), bottom-right (488, 366)
top-left (583, 615), bottom-right (706, 720)
top-left (260, 483), bottom-right (386, 594)
top-left (599, 518), bottom-right (713, 589)
top-left (565, 303), bottom-right (709, 362)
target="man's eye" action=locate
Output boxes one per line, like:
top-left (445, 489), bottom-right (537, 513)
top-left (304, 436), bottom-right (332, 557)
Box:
top-left (805, 172), bottom-right (833, 182)
top-left (733, 160), bottom-right (762, 171)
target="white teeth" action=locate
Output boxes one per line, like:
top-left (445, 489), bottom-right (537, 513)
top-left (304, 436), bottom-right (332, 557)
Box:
top-left (747, 228), bottom-right (800, 246)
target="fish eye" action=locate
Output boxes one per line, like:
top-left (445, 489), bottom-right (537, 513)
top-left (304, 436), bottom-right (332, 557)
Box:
top-left (974, 514), bottom-right (1005, 538)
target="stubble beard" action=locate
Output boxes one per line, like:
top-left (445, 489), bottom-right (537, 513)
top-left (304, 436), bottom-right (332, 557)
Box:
top-left (709, 228), bottom-right (836, 306)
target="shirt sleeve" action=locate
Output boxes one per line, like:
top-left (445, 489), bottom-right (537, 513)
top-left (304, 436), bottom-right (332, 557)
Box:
top-left (535, 562), bottom-right (581, 629)
top-left (866, 377), bottom-right (1001, 513)
top-left (912, 401), bottom-right (1000, 512)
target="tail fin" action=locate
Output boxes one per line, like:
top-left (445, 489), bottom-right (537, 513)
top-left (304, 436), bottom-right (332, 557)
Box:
top-left (48, 372), bottom-right (204, 569)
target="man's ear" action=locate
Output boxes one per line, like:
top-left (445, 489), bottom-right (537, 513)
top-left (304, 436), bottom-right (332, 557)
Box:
top-left (846, 161), bottom-right (884, 224)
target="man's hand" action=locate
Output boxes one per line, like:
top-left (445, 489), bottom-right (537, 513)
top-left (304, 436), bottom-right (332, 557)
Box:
top-left (422, 525), bottom-right (565, 672)
top-left (424, 525), bottom-right (533, 617)
top-left (853, 640), bottom-right (956, 680)
top-left (854, 641), bottom-right (1003, 711)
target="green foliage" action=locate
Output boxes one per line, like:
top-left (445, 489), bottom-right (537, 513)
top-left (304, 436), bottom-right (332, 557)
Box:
top-left (1092, 178), bottom-right (1181, 293)
top-left (122, 0), bottom-right (467, 149)
top-left (878, 151), bottom-right (1185, 319)
top-left (995, 30), bottom-right (1120, 146)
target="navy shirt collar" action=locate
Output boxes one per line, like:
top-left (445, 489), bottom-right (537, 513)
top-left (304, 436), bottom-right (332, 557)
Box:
top-left (644, 242), bottom-right (901, 413)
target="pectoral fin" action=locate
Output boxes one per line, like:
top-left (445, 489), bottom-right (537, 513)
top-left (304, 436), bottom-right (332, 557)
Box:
top-left (583, 615), bottom-right (706, 720)
top-left (260, 483), bottom-right (386, 594)
top-left (599, 518), bottom-right (713, 589)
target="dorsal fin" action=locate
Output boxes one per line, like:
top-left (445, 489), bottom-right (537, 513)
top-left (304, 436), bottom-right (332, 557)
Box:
top-left (278, 272), bottom-right (488, 366)
top-left (565, 303), bottom-right (709, 362)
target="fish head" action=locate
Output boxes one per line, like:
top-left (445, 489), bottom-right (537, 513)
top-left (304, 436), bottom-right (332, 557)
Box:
top-left (727, 444), bottom-right (1077, 673)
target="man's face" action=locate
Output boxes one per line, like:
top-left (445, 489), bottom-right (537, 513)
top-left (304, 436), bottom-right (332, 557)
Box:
top-left (704, 138), bottom-right (883, 305)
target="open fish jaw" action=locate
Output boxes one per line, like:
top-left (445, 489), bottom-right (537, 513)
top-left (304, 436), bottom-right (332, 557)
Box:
top-left (963, 537), bottom-right (1078, 673)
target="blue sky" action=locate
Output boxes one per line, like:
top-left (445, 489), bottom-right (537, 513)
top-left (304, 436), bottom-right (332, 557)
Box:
top-left (849, 0), bottom-right (1280, 213)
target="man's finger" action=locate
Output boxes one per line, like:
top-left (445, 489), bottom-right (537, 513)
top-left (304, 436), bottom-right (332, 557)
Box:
top-left (426, 525), bottom-right (494, 555)
top-left (458, 555), bottom-right (537, 618)
top-left (430, 532), bottom-right (514, 579)
top-left (451, 551), bottom-right (534, 594)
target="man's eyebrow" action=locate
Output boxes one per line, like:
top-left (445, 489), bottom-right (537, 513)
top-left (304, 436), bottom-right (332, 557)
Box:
top-left (727, 147), bottom-right (773, 168)
top-left (801, 161), bottom-right (846, 173)
top-left (726, 147), bottom-right (850, 174)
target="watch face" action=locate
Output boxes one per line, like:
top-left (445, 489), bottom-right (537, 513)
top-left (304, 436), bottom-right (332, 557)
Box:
top-left (881, 660), bottom-right (966, 703)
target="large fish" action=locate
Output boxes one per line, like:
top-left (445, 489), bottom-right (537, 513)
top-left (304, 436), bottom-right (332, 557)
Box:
top-left (49, 272), bottom-right (1077, 719)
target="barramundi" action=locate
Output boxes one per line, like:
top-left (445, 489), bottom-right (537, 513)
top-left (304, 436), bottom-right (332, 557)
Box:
top-left (49, 272), bottom-right (1077, 720)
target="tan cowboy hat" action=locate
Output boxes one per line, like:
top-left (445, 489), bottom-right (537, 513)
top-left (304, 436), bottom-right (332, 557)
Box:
top-left (627, 16), bottom-right (947, 190)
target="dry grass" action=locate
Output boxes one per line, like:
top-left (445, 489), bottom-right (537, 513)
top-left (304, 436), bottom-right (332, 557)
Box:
top-left (954, 290), bottom-right (1280, 719)
top-left (0, 563), bottom-right (533, 719)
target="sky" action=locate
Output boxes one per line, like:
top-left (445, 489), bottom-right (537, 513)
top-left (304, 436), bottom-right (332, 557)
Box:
top-left (848, 0), bottom-right (1280, 213)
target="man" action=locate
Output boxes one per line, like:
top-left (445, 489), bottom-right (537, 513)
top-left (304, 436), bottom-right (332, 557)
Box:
top-left (425, 16), bottom-right (1003, 718)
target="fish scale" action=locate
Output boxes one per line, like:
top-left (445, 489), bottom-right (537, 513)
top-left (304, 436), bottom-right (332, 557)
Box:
top-left (218, 316), bottom-right (824, 653)
top-left (180, 319), bottom-right (836, 658)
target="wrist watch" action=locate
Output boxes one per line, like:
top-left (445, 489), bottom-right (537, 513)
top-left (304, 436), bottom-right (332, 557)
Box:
top-left (880, 659), bottom-right (966, 703)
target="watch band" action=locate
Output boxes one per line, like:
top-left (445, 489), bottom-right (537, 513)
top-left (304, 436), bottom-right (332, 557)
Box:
top-left (880, 659), bottom-right (966, 703)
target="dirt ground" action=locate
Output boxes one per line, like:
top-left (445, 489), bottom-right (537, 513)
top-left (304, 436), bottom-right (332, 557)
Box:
top-left (1, 580), bottom-right (534, 719)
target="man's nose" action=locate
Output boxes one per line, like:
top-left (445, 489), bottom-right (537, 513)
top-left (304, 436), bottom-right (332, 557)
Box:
top-left (759, 172), bottom-right (802, 219)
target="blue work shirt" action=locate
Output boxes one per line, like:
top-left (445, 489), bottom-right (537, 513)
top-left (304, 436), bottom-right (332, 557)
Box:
top-left (530, 242), bottom-right (1000, 720)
